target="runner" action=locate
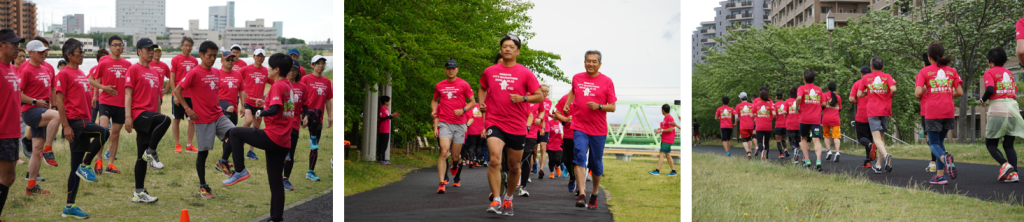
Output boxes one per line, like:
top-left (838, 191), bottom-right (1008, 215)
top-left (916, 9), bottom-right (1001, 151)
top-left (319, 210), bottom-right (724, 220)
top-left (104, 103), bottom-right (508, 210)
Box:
top-left (20, 40), bottom-right (61, 195)
top-left (857, 56), bottom-right (897, 174)
top-left (916, 42), bottom-right (962, 184)
top-left (753, 91), bottom-right (774, 160)
top-left (735, 92), bottom-right (754, 159)
top-left (796, 69), bottom-right (825, 171)
top-left (300, 55), bottom-right (332, 181)
top-left (468, 97), bottom-right (486, 167)
top-left (564, 50), bottom-right (616, 210)
top-left (751, 86), bottom-right (772, 154)
top-left (536, 85), bottom-right (552, 180)
top-left (786, 86), bottom-right (801, 163)
top-left (518, 86), bottom-right (544, 196)
top-left (239, 48), bottom-right (269, 160)
top-left (714, 97), bottom-right (734, 156)
top-left (229, 44), bottom-right (247, 73)
top-left (432, 59), bottom-right (475, 193)
top-left (693, 120), bottom-right (701, 146)
top-left (54, 38), bottom-right (107, 218)
top-left (88, 36), bottom-right (132, 174)
top-left (546, 106), bottom-right (563, 179)
top-left (920, 53), bottom-right (938, 172)
top-left (481, 35), bottom-right (542, 216)
top-left (288, 48), bottom-right (306, 76)
top-left (553, 92), bottom-right (577, 193)
top-left (170, 36), bottom-right (199, 154)
top-left (283, 58), bottom-right (312, 189)
top-left (649, 104), bottom-right (678, 175)
top-left (222, 53), bottom-right (296, 222)
top-left (0, 28), bottom-right (25, 221)
top-left (123, 38), bottom-right (166, 203)
top-left (218, 51), bottom-right (243, 125)
top-left (90, 49), bottom-right (110, 125)
top-left (772, 91), bottom-right (790, 158)
top-left (850, 66), bottom-right (876, 168)
top-left (175, 44), bottom-right (236, 199)
top-left (982, 46), bottom-right (1022, 182)
top-left (377, 96), bottom-right (397, 165)
top-left (822, 82), bottom-right (841, 162)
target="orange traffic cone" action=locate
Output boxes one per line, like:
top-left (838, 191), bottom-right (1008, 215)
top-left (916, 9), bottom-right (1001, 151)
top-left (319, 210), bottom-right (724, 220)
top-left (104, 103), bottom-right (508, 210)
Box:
top-left (181, 209), bottom-right (190, 222)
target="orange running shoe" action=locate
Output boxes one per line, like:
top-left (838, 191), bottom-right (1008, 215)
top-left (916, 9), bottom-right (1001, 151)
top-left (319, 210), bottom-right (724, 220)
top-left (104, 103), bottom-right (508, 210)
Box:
top-left (437, 182), bottom-right (446, 194)
top-left (175, 144), bottom-right (183, 153)
top-left (185, 144), bottom-right (198, 153)
top-left (105, 164), bottom-right (121, 174)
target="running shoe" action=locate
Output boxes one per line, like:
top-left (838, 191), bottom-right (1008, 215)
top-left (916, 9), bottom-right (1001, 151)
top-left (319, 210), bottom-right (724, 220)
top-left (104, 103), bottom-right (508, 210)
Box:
top-left (501, 199), bottom-right (514, 216)
top-left (306, 170), bottom-right (321, 181)
top-left (486, 200), bottom-right (502, 214)
top-left (61, 204), bottom-right (89, 219)
top-left (25, 185), bottom-right (50, 195)
top-left (1003, 172), bottom-right (1019, 183)
top-left (105, 164), bottom-right (120, 174)
top-left (528, 178), bottom-right (532, 183)
top-left (746, 152), bottom-right (751, 160)
top-left (862, 161), bottom-right (872, 168)
top-left (222, 169), bottom-right (250, 186)
top-left (43, 151), bottom-right (58, 167)
top-left (803, 161), bottom-right (811, 169)
top-left (132, 190), bottom-right (158, 203)
top-left (437, 182), bottom-right (446, 194)
top-left (198, 185), bottom-right (214, 199)
top-left (469, 162), bottom-right (475, 169)
top-left (868, 143), bottom-right (877, 161)
top-left (816, 162), bottom-right (822, 172)
top-left (142, 149), bottom-right (164, 169)
top-left (517, 186), bottom-right (529, 197)
top-left (539, 170), bottom-right (545, 180)
top-left (16, 158), bottom-right (22, 164)
top-left (450, 164), bottom-right (459, 176)
top-left (926, 164), bottom-right (937, 173)
top-left (998, 163), bottom-right (1015, 181)
top-left (668, 170), bottom-right (677, 176)
top-left (575, 195), bottom-right (587, 208)
top-left (561, 165), bottom-right (569, 178)
top-left (382, 161), bottom-right (392, 165)
top-left (246, 150), bottom-right (257, 159)
top-left (825, 152), bottom-right (833, 161)
top-left (784, 148), bottom-right (790, 157)
top-left (95, 159), bottom-right (103, 175)
top-left (725, 151), bottom-right (731, 156)
top-left (942, 153), bottom-right (956, 179)
top-left (185, 144), bottom-right (199, 153)
top-left (76, 164), bottom-right (98, 182)
top-left (283, 179), bottom-right (295, 191)
top-left (216, 160), bottom-right (233, 176)
top-left (532, 162), bottom-right (538, 174)
top-left (832, 152), bottom-right (840, 162)
top-left (872, 162), bottom-right (884, 174)
top-left (883, 154), bottom-right (893, 174)
top-left (104, 150), bottom-right (117, 160)
top-left (587, 195), bottom-right (599, 210)
top-left (568, 180), bottom-right (576, 193)
top-left (444, 174), bottom-right (449, 184)
top-left (24, 172), bottom-right (45, 181)
top-left (21, 138), bottom-right (31, 157)
top-left (929, 175), bottom-right (948, 185)
top-left (549, 171), bottom-right (555, 179)
top-left (174, 144), bottom-right (183, 153)
top-left (778, 154), bottom-right (785, 159)
top-left (556, 167), bottom-right (563, 178)
top-left (649, 169), bottom-right (660, 175)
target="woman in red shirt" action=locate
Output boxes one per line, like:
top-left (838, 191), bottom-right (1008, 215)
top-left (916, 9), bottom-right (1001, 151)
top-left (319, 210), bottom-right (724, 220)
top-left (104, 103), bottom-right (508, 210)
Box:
top-left (822, 82), bottom-right (842, 162)
top-left (982, 47), bottom-right (1023, 182)
top-left (914, 42), bottom-right (962, 184)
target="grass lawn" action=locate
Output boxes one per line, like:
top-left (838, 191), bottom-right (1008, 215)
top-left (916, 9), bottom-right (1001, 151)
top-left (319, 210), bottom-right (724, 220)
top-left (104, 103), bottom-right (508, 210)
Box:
top-left (692, 152), bottom-right (1024, 221)
top-left (602, 155), bottom-right (680, 222)
top-left (343, 149), bottom-right (436, 196)
top-left (2, 93), bottom-right (334, 221)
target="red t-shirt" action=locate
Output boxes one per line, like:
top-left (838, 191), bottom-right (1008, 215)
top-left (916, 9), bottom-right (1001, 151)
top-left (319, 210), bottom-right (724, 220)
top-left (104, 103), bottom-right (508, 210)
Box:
top-left (797, 84), bottom-right (823, 125)
top-left (542, 98), bottom-right (553, 132)
top-left (300, 74), bottom-right (333, 112)
top-left (178, 66), bottom-right (224, 124)
top-left (661, 114), bottom-right (676, 143)
top-left (785, 98), bottom-right (799, 130)
top-left (556, 94), bottom-right (575, 139)
top-left (821, 92), bottom-right (841, 126)
top-left (92, 57), bottom-right (131, 107)
top-left (479, 63), bottom-right (540, 135)
top-left (736, 102), bottom-right (754, 130)
top-left (916, 65), bottom-right (962, 119)
top-left (379, 105), bottom-right (391, 133)
top-left (985, 66), bottom-right (1016, 100)
top-left (232, 60), bottom-right (247, 73)
top-left (18, 62), bottom-right (53, 112)
top-left (715, 105), bottom-right (734, 129)
top-left (125, 63), bottom-right (162, 120)
top-left (290, 82), bottom-right (309, 130)
top-left (1017, 16), bottom-right (1024, 40)
top-left (18, 61), bottom-right (53, 77)
top-left (150, 61), bottom-right (170, 81)
top-left (171, 54), bottom-right (199, 98)
top-left (218, 68), bottom-right (243, 110)
top-left (858, 72), bottom-right (897, 117)
top-left (527, 102), bottom-right (541, 139)
top-left (568, 72), bottom-right (617, 136)
top-left (55, 68), bottom-right (92, 121)
top-left (433, 78), bottom-right (474, 125)
top-left (773, 100), bottom-right (787, 129)
top-left (0, 62), bottom-right (20, 139)
top-left (753, 102), bottom-right (773, 131)
top-left (467, 105), bottom-right (485, 135)
top-left (240, 65), bottom-right (269, 107)
top-left (263, 81), bottom-right (294, 148)
top-left (849, 80), bottom-right (868, 122)
top-left (548, 124), bottom-right (563, 151)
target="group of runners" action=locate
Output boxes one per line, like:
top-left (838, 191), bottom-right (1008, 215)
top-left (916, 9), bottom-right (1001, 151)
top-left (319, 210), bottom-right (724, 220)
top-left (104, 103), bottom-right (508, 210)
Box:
top-left (0, 28), bottom-right (332, 222)
top-left (710, 16), bottom-right (1024, 185)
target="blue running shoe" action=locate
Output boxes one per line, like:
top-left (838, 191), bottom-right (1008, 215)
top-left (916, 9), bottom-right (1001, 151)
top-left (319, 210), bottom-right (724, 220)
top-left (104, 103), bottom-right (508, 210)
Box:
top-left (246, 150), bottom-right (259, 160)
top-left (76, 164), bottom-right (98, 182)
top-left (943, 153), bottom-right (957, 179)
top-left (561, 165), bottom-right (569, 178)
top-left (567, 179), bottom-right (577, 193)
top-left (929, 175), bottom-right (948, 185)
top-left (61, 204), bottom-right (89, 219)
top-left (283, 179), bottom-right (295, 191)
top-left (104, 150), bottom-right (117, 160)
top-left (222, 169), bottom-right (250, 186)
top-left (726, 151), bottom-right (731, 156)
top-left (648, 170), bottom-right (659, 175)
top-left (532, 162), bottom-right (538, 174)
top-left (310, 136), bottom-right (319, 150)
top-left (306, 170), bottom-right (321, 181)
top-left (667, 170), bottom-right (678, 176)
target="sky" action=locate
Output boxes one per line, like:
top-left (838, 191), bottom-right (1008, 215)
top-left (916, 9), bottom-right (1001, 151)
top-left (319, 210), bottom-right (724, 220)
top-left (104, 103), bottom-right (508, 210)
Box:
top-left (31, 0), bottom-right (334, 42)
top-left (682, 0), bottom-right (722, 78)
top-left (527, 0), bottom-right (681, 125)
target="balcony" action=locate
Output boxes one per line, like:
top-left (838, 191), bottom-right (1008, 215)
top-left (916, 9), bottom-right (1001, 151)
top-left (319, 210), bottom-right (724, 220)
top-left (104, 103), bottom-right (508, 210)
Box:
top-left (727, 24), bottom-right (750, 31)
top-left (726, 1), bottom-right (753, 9)
top-left (700, 38), bottom-right (717, 43)
top-left (700, 29), bottom-right (716, 34)
top-left (726, 13), bottom-right (753, 20)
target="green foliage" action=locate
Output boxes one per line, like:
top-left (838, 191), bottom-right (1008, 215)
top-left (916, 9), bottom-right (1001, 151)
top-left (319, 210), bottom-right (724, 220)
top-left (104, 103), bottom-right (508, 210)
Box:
top-left (49, 45), bottom-right (60, 51)
top-left (344, 0), bottom-right (565, 145)
top-left (279, 37), bottom-right (307, 45)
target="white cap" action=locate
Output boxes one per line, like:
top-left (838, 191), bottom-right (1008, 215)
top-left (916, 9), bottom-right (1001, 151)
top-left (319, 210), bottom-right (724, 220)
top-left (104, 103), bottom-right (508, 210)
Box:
top-left (230, 44), bottom-right (242, 51)
top-left (738, 92), bottom-right (747, 99)
top-left (26, 40), bottom-right (46, 52)
top-left (311, 55), bottom-right (326, 64)
top-left (253, 48), bottom-right (266, 56)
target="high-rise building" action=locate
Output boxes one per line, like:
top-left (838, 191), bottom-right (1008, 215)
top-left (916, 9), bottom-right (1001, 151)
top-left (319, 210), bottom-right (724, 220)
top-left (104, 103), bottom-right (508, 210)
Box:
top-left (63, 14), bottom-right (85, 34)
top-left (691, 0), bottom-right (772, 65)
top-left (209, 1), bottom-right (235, 31)
top-left (115, 0), bottom-right (166, 35)
top-left (769, 0), bottom-right (868, 27)
top-left (0, 0), bottom-right (38, 38)
top-left (273, 21), bottom-right (283, 38)
top-left (222, 19), bottom-right (279, 53)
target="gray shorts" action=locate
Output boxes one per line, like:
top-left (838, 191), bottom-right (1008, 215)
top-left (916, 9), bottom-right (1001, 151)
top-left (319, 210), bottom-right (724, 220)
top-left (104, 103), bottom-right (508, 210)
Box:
top-left (868, 117), bottom-right (889, 132)
top-left (195, 115), bottom-right (235, 152)
top-left (438, 122), bottom-right (466, 144)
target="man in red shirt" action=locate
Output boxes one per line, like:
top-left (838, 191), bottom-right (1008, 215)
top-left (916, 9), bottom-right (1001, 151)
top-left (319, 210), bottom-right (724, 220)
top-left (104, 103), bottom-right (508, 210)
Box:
top-left (850, 66), bottom-right (876, 168)
top-left (785, 86), bottom-right (801, 162)
top-left (563, 50), bottom-right (616, 210)
top-left (649, 104), bottom-right (678, 175)
top-left (857, 57), bottom-right (897, 173)
top-left (170, 37), bottom-right (199, 154)
top-left (715, 97), bottom-right (734, 156)
top-left (753, 91), bottom-right (774, 159)
top-left (88, 35), bottom-right (133, 174)
top-left (218, 52), bottom-right (244, 125)
top-left (432, 60), bottom-right (475, 193)
top-left (54, 38), bottom-right (107, 218)
top-left (20, 40), bottom-right (61, 195)
top-left (735, 93), bottom-right (754, 158)
top-left (301, 55), bottom-right (332, 176)
top-left (481, 35), bottom-right (542, 216)
top-left (0, 29), bottom-right (25, 218)
top-left (283, 59), bottom-right (313, 189)
top-left (772, 92), bottom-right (790, 159)
top-left (288, 49), bottom-right (306, 76)
top-left (796, 69), bottom-right (825, 171)
top-left (151, 46), bottom-right (170, 107)
top-left (229, 44), bottom-right (248, 73)
top-left (240, 49), bottom-right (270, 160)
top-left (123, 38), bottom-right (168, 203)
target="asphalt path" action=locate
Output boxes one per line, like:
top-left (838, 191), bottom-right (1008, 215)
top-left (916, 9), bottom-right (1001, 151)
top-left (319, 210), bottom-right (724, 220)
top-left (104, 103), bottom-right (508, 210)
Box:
top-left (344, 163), bottom-right (614, 221)
top-left (693, 144), bottom-right (1024, 205)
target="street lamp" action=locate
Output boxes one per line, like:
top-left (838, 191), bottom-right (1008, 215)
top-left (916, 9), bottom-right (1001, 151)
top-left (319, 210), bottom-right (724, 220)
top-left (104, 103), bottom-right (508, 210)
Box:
top-left (826, 12), bottom-right (835, 32)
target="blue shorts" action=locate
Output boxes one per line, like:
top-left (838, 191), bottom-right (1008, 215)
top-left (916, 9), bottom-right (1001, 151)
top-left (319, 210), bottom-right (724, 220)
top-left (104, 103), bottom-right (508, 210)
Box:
top-left (573, 131), bottom-right (606, 177)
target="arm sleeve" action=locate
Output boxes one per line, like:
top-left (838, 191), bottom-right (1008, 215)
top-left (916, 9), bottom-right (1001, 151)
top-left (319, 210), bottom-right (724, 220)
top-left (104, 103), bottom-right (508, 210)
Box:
top-left (260, 105), bottom-right (281, 116)
top-left (983, 86), bottom-right (995, 102)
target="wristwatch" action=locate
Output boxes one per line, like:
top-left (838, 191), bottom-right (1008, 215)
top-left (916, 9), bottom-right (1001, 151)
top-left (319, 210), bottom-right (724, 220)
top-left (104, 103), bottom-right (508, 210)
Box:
top-left (32, 99), bottom-right (37, 105)
top-left (523, 96), bottom-right (528, 102)
top-left (599, 104), bottom-right (603, 110)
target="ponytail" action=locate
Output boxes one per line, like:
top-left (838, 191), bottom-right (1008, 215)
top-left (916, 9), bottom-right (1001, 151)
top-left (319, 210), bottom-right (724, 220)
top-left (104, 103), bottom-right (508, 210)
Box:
top-left (827, 82), bottom-right (838, 107)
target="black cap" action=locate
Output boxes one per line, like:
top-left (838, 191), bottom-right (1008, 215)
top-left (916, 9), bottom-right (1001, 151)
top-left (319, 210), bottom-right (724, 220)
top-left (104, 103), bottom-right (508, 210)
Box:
top-left (58, 60), bottom-right (67, 66)
top-left (292, 58), bottom-right (301, 69)
top-left (0, 29), bottom-right (24, 43)
top-left (445, 60), bottom-right (458, 68)
top-left (759, 86), bottom-right (768, 91)
top-left (860, 66), bottom-right (871, 74)
top-left (136, 38), bottom-right (156, 49)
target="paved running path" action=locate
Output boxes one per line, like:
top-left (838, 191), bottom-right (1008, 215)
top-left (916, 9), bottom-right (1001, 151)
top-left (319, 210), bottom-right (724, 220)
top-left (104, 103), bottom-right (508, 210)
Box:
top-left (693, 145), bottom-right (1024, 205)
top-left (280, 192), bottom-right (333, 221)
top-left (345, 163), bottom-right (613, 220)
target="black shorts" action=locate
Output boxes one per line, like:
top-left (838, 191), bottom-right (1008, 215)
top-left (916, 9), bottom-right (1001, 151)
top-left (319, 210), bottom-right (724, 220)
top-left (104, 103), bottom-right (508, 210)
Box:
top-left (720, 128), bottom-right (732, 141)
top-left (786, 130), bottom-right (799, 139)
top-left (774, 128), bottom-right (787, 137)
top-left (0, 138), bottom-right (16, 161)
top-left (525, 138), bottom-right (538, 155)
top-left (486, 126), bottom-right (526, 151)
top-left (21, 107), bottom-right (47, 138)
top-left (924, 118), bottom-right (955, 132)
top-left (98, 104), bottom-right (126, 124)
top-left (244, 103), bottom-right (264, 115)
top-left (855, 121), bottom-right (870, 140)
top-left (537, 132), bottom-right (549, 143)
top-left (799, 124), bottom-right (823, 141)
top-left (172, 97), bottom-right (193, 120)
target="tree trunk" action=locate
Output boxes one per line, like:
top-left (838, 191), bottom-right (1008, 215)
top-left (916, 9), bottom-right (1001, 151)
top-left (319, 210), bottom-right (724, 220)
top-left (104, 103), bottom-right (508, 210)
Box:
top-left (971, 105), bottom-right (977, 143)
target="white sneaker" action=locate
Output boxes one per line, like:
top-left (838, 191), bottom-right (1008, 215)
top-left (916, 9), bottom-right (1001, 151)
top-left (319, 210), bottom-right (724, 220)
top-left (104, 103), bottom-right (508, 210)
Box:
top-left (143, 150), bottom-right (164, 170)
top-left (998, 163), bottom-right (1014, 180)
top-left (926, 164), bottom-right (937, 173)
top-left (1003, 172), bottom-right (1019, 183)
top-left (832, 152), bottom-right (840, 162)
top-left (132, 190), bottom-right (158, 203)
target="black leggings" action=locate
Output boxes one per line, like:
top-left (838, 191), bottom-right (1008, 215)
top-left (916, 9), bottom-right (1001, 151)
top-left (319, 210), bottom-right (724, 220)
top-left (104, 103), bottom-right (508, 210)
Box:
top-left (307, 110), bottom-right (323, 171)
top-left (67, 121), bottom-right (108, 204)
top-left (465, 136), bottom-right (481, 161)
top-left (855, 121), bottom-right (873, 161)
top-left (376, 133), bottom-right (389, 161)
top-left (546, 150), bottom-right (563, 172)
top-left (133, 112), bottom-right (170, 189)
top-left (520, 149), bottom-right (535, 187)
top-left (755, 131), bottom-right (772, 155)
top-left (562, 138), bottom-right (576, 181)
top-left (986, 136), bottom-right (1018, 171)
top-left (284, 129), bottom-right (299, 178)
top-left (227, 127), bottom-right (289, 221)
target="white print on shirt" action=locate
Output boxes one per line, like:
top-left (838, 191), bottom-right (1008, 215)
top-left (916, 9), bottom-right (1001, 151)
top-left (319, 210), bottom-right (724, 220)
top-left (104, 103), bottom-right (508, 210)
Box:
top-left (201, 75), bottom-right (219, 90)
top-left (997, 72), bottom-right (1016, 94)
top-left (439, 86), bottom-right (461, 100)
top-left (928, 69), bottom-right (955, 93)
top-left (576, 82), bottom-right (603, 97)
top-left (804, 89), bottom-right (820, 104)
top-left (493, 73), bottom-right (518, 91)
